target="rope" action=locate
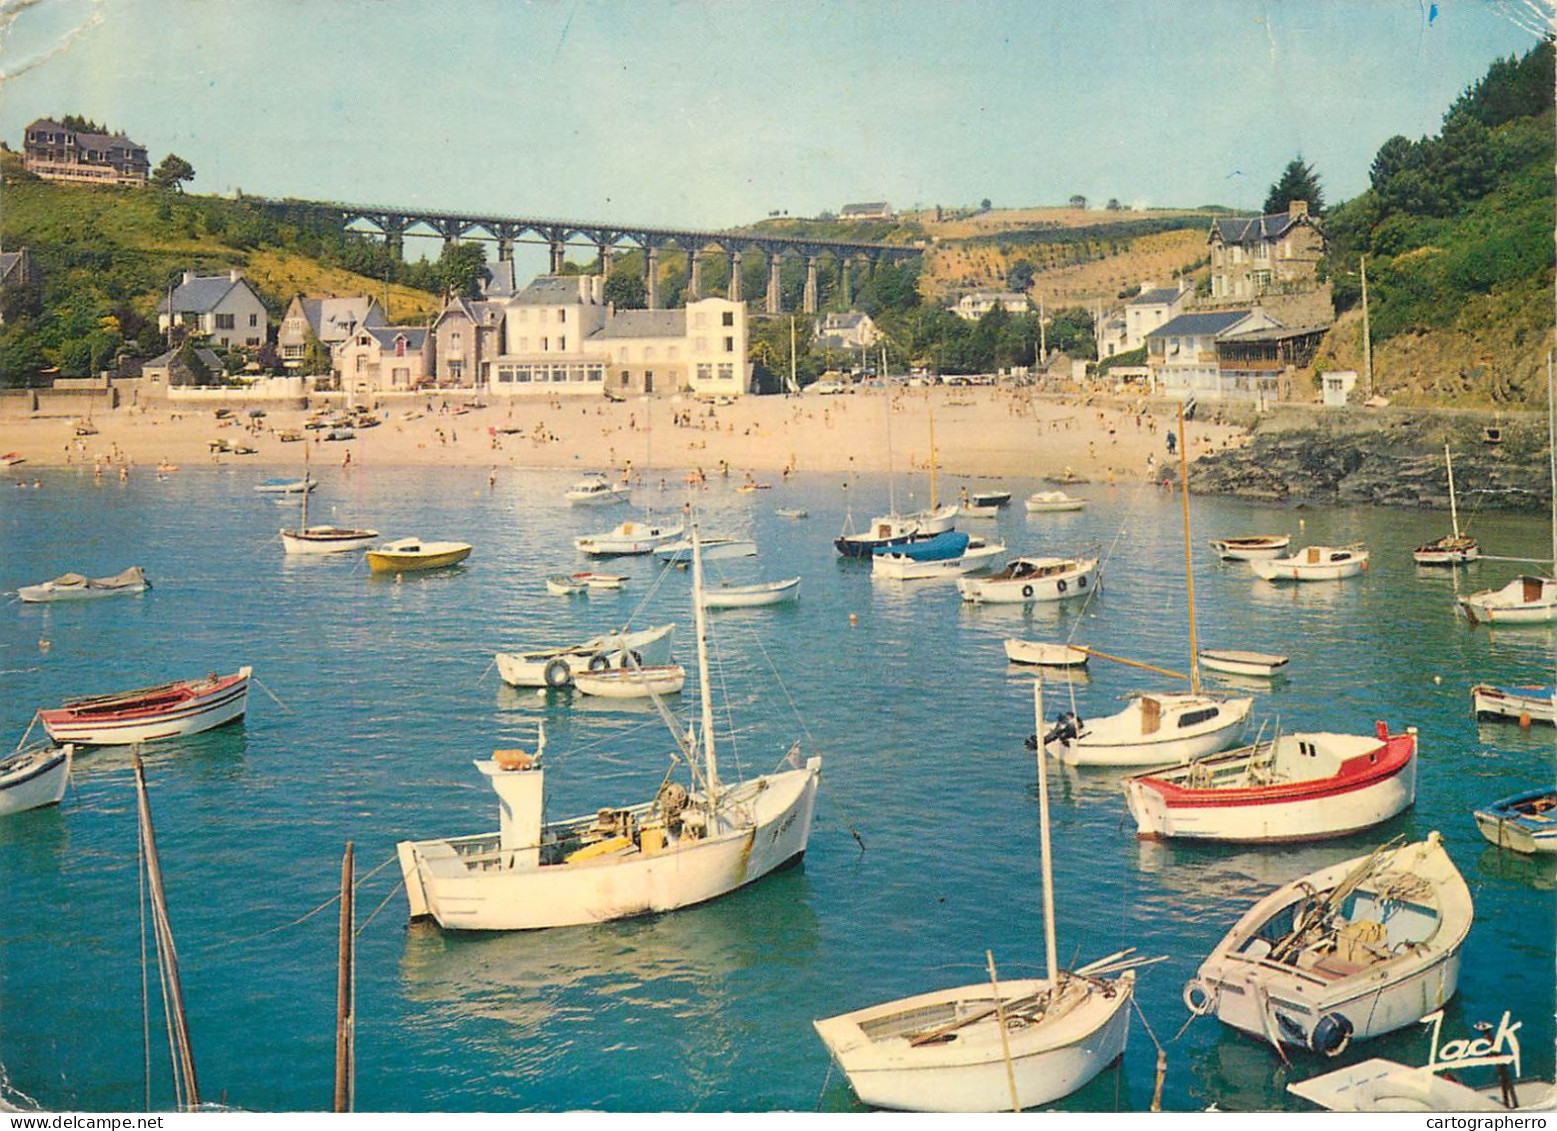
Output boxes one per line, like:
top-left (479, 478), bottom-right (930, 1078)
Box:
top-left (1130, 994), bottom-right (1168, 1112)
top-left (13, 712), bottom-right (38, 752)
top-left (475, 656), bottom-right (495, 685)
top-left (252, 676), bottom-right (294, 713)
top-left (356, 877), bottom-right (405, 937)
top-left (814, 1060), bottom-right (835, 1112)
top-left (206, 852), bottom-right (400, 951)
top-left (820, 779), bottom-right (867, 852)
top-left (139, 792), bottom-right (151, 1113)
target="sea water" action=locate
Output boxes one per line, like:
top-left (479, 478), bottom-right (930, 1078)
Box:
top-left (0, 465), bottom-right (1552, 1113)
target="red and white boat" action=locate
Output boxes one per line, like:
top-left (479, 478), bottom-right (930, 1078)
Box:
top-left (1123, 722), bottom-right (1417, 842)
top-left (39, 667), bottom-right (252, 746)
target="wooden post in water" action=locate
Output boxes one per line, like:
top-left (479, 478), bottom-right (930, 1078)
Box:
top-left (333, 841), bottom-right (354, 1113)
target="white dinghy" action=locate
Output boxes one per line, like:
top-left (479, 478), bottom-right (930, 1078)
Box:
top-left (1184, 833), bottom-right (1472, 1056)
top-left (1025, 490), bottom-right (1086, 513)
top-left (280, 446), bottom-right (377, 554)
top-left (570, 664), bottom-right (687, 699)
top-left (699, 577), bottom-right (800, 609)
top-left (495, 623), bottom-right (676, 688)
top-left (1198, 650), bottom-right (1290, 678)
top-left (19, 565), bottom-right (149, 602)
top-left (813, 681), bottom-right (1138, 1112)
top-left (1004, 640), bottom-right (1089, 668)
top-left (0, 741), bottom-right (72, 818)
top-left (1210, 535), bottom-right (1290, 561)
top-left (399, 528), bottom-right (821, 931)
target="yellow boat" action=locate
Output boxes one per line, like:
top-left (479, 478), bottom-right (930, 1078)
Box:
top-left (365, 537), bottom-right (473, 573)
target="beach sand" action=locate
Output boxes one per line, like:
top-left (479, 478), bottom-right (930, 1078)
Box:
top-left (0, 386), bottom-right (1249, 486)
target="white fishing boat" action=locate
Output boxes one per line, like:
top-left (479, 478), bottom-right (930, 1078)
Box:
top-left (1209, 535), bottom-right (1290, 561)
top-left (18, 565), bottom-right (149, 602)
top-left (1470, 683), bottom-right (1555, 725)
top-left (1291, 1056), bottom-right (1557, 1113)
top-left (655, 537), bottom-right (757, 563)
top-left (280, 447), bottom-right (377, 554)
top-left (1198, 650), bottom-right (1290, 678)
top-left (774, 507), bottom-right (808, 519)
top-left (1123, 722), bottom-right (1418, 842)
top-left (1025, 490), bottom-right (1086, 513)
top-left (0, 741), bottom-right (72, 817)
top-left (583, 572), bottom-right (627, 591)
top-left (365, 538), bottom-right (472, 573)
top-left (1414, 446), bottom-right (1480, 565)
top-left (574, 519), bottom-right (684, 556)
top-left (813, 681), bottom-right (1137, 1112)
top-left (546, 574), bottom-right (589, 596)
top-left (398, 529), bottom-right (822, 931)
top-left (957, 554), bottom-right (1099, 604)
top-left (495, 623), bottom-right (676, 688)
top-left (1184, 832), bottom-right (1472, 1056)
top-left (39, 667), bottom-right (251, 746)
top-left (700, 577), bottom-right (800, 609)
top-left (254, 476), bottom-right (316, 494)
top-left (1004, 640), bottom-right (1089, 668)
top-left (1459, 576), bottom-right (1557, 625)
top-left (1473, 788), bottom-right (1557, 854)
top-left (564, 473), bottom-right (630, 506)
top-left (873, 538), bottom-right (1005, 580)
top-left (570, 663), bottom-right (687, 699)
top-left (1251, 545), bottom-right (1369, 582)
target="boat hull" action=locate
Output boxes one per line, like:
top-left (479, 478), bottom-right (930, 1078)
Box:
top-left (1251, 548), bottom-right (1369, 582)
top-left (814, 974), bottom-right (1132, 1112)
top-left (1211, 537), bottom-right (1290, 561)
top-left (365, 544), bottom-right (472, 572)
top-left (700, 578), bottom-right (800, 608)
top-left (281, 527), bottom-right (379, 555)
top-left (398, 759), bottom-right (820, 930)
top-left (570, 665), bottom-right (686, 698)
top-left (958, 557), bottom-right (1099, 604)
top-left (1473, 788), bottom-right (1557, 854)
top-left (1460, 577), bottom-right (1557, 624)
top-left (1198, 650), bottom-right (1289, 678)
top-left (39, 669), bottom-right (250, 746)
top-left (495, 624), bottom-right (676, 687)
top-left (0, 744), bottom-right (71, 817)
top-left (1471, 684), bottom-right (1555, 724)
top-left (1004, 639), bottom-right (1088, 667)
top-left (1048, 695), bottom-right (1252, 767)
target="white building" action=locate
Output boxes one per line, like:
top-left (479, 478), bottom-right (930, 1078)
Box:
top-left (954, 291), bottom-right (1029, 320)
top-left (1144, 308), bottom-right (1277, 399)
top-left (156, 269), bottom-right (269, 350)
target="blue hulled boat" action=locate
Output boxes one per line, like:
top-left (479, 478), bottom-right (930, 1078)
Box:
top-left (1473, 788), bottom-right (1557, 854)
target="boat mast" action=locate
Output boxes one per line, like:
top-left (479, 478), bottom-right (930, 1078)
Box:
top-left (1548, 352), bottom-right (1556, 572)
top-left (1177, 402), bottom-right (1202, 694)
top-left (928, 402), bottom-right (938, 511)
top-left (1031, 681), bottom-right (1059, 989)
top-left (1444, 444), bottom-right (1461, 541)
top-left (883, 345), bottom-right (898, 516)
top-left (334, 841), bottom-right (354, 1113)
top-left (690, 525), bottom-right (719, 800)
top-left (300, 442), bottom-right (310, 530)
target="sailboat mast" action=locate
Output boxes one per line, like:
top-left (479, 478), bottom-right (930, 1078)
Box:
top-left (1177, 403), bottom-right (1202, 695)
top-left (690, 525), bottom-right (719, 799)
top-left (928, 403), bottom-right (938, 511)
top-left (883, 346), bottom-right (897, 516)
top-left (300, 443), bottom-right (310, 529)
top-left (1445, 444), bottom-right (1461, 540)
top-left (1548, 352), bottom-right (1556, 571)
top-left (1031, 681), bottom-right (1059, 989)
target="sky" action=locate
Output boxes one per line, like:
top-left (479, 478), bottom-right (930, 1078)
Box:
top-left (0, 0), bottom-right (1549, 235)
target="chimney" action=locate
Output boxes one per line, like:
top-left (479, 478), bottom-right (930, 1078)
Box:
top-left (182, 270), bottom-right (195, 285)
top-left (229, 268), bottom-right (242, 282)
top-left (1288, 200), bottom-right (1308, 220)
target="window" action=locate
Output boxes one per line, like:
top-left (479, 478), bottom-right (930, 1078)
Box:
top-left (452, 332), bottom-right (462, 348)
top-left (694, 337), bottom-right (707, 352)
top-left (586, 366), bottom-right (604, 382)
top-left (542, 337), bottom-right (549, 351)
top-left (722, 311), bottom-right (734, 327)
top-left (559, 336), bottom-right (566, 351)
top-left (1177, 707), bottom-right (1220, 729)
top-left (249, 313), bottom-right (259, 327)
top-left (717, 364), bottom-right (733, 380)
top-left (392, 367), bottom-right (410, 385)
top-left (215, 313), bottom-right (235, 330)
top-left (724, 337), bottom-right (734, 352)
top-left (697, 364), bottom-right (712, 381)
top-left (395, 338), bottom-right (406, 357)
top-left (558, 309), bottom-right (566, 323)
top-left (246, 337), bottom-right (260, 347)
top-left (621, 373), bottom-right (630, 387)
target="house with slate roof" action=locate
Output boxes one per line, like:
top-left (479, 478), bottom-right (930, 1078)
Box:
top-left (1207, 200), bottom-right (1326, 306)
top-left (840, 202), bottom-right (892, 220)
top-left (157, 269), bottom-right (269, 350)
top-left (1144, 308), bottom-right (1278, 399)
top-left (1098, 280), bottom-right (1192, 358)
top-left (588, 297), bottom-right (748, 398)
top-left (278, 296), bottom-right (386, 372)
top-left (335, 325), bottom-right (433, 392)
top-left (815, 311), bottom-right (881, 352)
top-left (141, 344), bottom-right (228, 388)
top-left (431, 295), bottom-right (507, 386)
top-left (24, 118), bottom-right (149, 186)
top-left (953, 291), bottom-right (1030, 320)
top-left (488, 274), bottom-right (610, 394)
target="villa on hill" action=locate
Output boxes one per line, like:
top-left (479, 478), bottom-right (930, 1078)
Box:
top-left (1097, 280), bottom-right (1192, 359)
top-left (23, 118), bottom-right (149, 187)
top-left (839, 202), bottom-right (893, 220)
top-left (278, 296), bottom-right (386, 372)
top-left (157, 270), bottom-right (269, 350)
top-left (953, 291), bottom-right (1030, 320)
top-left (1205, 200), bottom-right (1331, 325)
top-left (815, 311), bottom-right (881, 352)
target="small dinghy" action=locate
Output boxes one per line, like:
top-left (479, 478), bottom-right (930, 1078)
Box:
top-left (365, 538), bottom-right (472, 573)
top-left (1210, 535), bottom-right (1290, 561)
top-left (254, 476), bottom-right (316, 494)
top-left (546, 574), bottom-right (589, 596)
top-left (700, 577), bottom-right (800, 609)
top-left (774, 508), bottom-right (808, 519)
top-left (1470, 683), bottom-right (1555, 725)
top-left (1124, 722), bottom-right (1418, 843)
top-left (1198, 650), bottom-right (1290, 678)
top-left (1003, 640), bottom-right (1088, 668)
top-left (1473, 788), bottom-right (1557, 855)
top-left (495, 623), bottom-right (677, 688)
top-left (1025, 490), bottom-right (1086, 513)
top-left (1251, 545), bottom-right (1369, 582)
top-left (19, 565), bottom-right (150, 603)
top-left (39, 667), bottom-right (251, 746)
top-left (1185, 832), bottom-right (1472, 1056)
top-left (570, 664), bottom-right (687, 699)
top-left (0, 741), bottom-right (72, 818)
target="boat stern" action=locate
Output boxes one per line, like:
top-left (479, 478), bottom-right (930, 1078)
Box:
top-left (397, 839), bottom-right (432, 919)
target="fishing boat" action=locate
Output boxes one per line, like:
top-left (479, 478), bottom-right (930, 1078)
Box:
top-left (574, 519), bottom-right (684, 556)
top-left (813, 681), bottom-right (1137, 1112)
top-left (398, 529), bottom-right (822, 931)
top-left (546, 574), bottom-right (589, 596)
top-left (0, 741), bottom-right (72, 817)
top-left (1184, 832), bottom-right (1472, 1056)
top-left (834, 517), bottom-right (938, 558)
top-left (1413, 446), bottom-right (1480, 565)
top-left (1025, 490), bottom-right (1086, 513)
top-left (874, 538), bottom-right (1006, 580)
top-left (38, 667), bottom-right (252, 746)
top-left (971, 490), bottom-right (1011, 508)
top-left (700, 577), bottom-right (800, 609)
top-left (365, 538), bottom-right (472, 573)
top-left (1198, 650), bottom-right (1290, 678)
top-left (775, 507), bottom-right (808, 519)
top-left (1472, 788), bottom-right (1557, 854)
top-left (1, 452), bottom-right (25, 467)
top-left (957, 553), bottom-right (1099, 604)
top-left (1210, 535), bottom-right (1291, 561)
top-left (1004, 640), bottom-right (1088, 668)
top-left (1250, 545), bottom-right (1369, 582)
top-left (254, 476), bottom-right (316, 494)
top-left (495, 623), bottom-right (676, 688)
top-left (18, 565), bottom-right (150, 602)
top-left (570, 664), bottom-right (687, 699)
top-left (655, 537), bottom-right (757, 564)
top-left (280, 449), bottom-right (378, 554)
top-left (871, 530), bottom-right (968, 562)
top-left (1459, 576), bottom-right (1557, 625)
top-left (1123, 722), bottom-right (1418, 842)
top-left (564, 473), bottom-right (630, 506)
top-left (1470, 683), bottom-right (1555, 725)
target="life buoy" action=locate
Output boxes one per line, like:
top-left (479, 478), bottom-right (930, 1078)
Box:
top-left (543, 658), bottom-right (572, 688)
top-left (619, 649), bottom-right (644, 670)
top-left (1078, 575), bottom-right (1088, 588)
top-left (1056, 579), bottom-right (1068, 593)
top-left (1183, 979), bottom-right (1217, 1017)
top-left (1311, 1013), bottom-right (1353, 1057)
top-left (588, 653), bottom-right (612, 672)
top-left (1021, 584), bottom-right (1035, 598)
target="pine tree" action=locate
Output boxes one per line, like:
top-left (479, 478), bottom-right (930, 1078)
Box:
top-left (1262, 157), bottom-right (1325, 215)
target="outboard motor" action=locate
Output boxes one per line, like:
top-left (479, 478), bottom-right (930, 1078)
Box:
top-left (1044, 711), bottom-right (1083, 746)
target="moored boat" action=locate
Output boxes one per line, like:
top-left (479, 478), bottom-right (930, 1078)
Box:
top-left (1473, 788), bottom-right (1557, 854)
top-left (1184, 832), bottom-right (1472, 1056)
top-left (546, 574), bottom-right (589, 596)
top-left (0, 741), bottom-right (72, 817)
top-left (1251, 545), bottom-right (1369, 582)
top-left (1198, 650), bottom-right (1290, 678)
top-left (365, 538), bottom-right (472, 573)
top-left (1414, 445), bottom-right (1480, 565)
top-left (1459, 576), bottom-right (1557, 625)
top-left (1210, 535), bottom-right (1290, 561)
top-left (571, 664), bottom-right (687, 699)
top-left (774, 507), bottom-right (808, 519)
top-left (870, 530), bottom-right (968, 562)
top-left (1470, 683), bottom-right (1555, 725)
top-left (281, 448), bottom-right (377, 553)
top-left (564, 473), bottom-right (630, 506)
top-left (39, 667), bottom-right (252, 746)
top-left (495, 623), bottom-right (676, 688)
top-left (18, 566), bottom-right (150, 603)
top-left (700, 577), bottom-right (800, 609)
top-left (656, 536), bottom-right (757, 563)
top-left (1123, 722), bottom-right (1418, 842)
top-left (574, 519), bottom-right (684, 556)
top-left (874, 538), bottom-right (1005, 580)
top-left (1040, 691), bottom-right (1252, 767)
top-left (957, 554), bottom-right (1099, 604)
top-left (1024, 490), bottom-right (1086, 513)
top-left (1004, 639), bottom-right (1088, 668)
top-left (1290, 1055), bottom-right (1557, 1113)
top-left (254, 476), bottom-right (316, 494)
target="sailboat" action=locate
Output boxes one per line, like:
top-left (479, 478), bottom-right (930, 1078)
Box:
top-left (280, 446), bottom-right (378, 554)
top-left (1460, 354), bottom-right (1557, 621)
top-left (1414, 445), bottom-right (1480, 564)
top-left (397, 525), bottom-right (822, 930)
top-left (1041, 405), bottom-right (1251, 766)
top-left (813, 680), bottom-right (1137, 1112)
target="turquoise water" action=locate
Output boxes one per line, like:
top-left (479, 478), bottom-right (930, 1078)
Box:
top-left (1, 465), bottom-right (1553, 1113)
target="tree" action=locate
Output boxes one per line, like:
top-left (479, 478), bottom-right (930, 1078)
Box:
top-left (1068, 194), bottom-right (1088, 210)
top-left (604, 269), bottom-right (647, 310)
top-left (434, 242), bottom-right (488, 298)
top-left (1369, 135), bottom-right (1415, 194)
top-left (151, 153), bottom-right (196, 192)
top-left (979, 198), bottom-right (992, 211)
top-left (61, 114), bottom-right (108, 134)
top-left (1105, 198), bottom-right (1123, 211)
top-left (1263, 156), bottom-right (1325, 215)
top-left (1005, 260), bottom-right (1036, 292)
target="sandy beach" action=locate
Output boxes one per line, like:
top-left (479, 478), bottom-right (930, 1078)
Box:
top-left (0, 386), bottom-right (1248, 486)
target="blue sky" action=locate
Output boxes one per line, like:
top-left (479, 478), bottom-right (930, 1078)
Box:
top-left (0, 0), bottom-right (1547, 229)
